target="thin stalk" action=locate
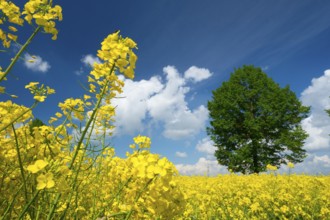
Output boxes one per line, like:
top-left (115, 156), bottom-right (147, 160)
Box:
top-left (125, 177), bottom-right (155, 220)
top-left (94, 176), bottom-right (132, 219)
top-left (12, 124), bottom-right (28, 202)
top-left (35, 204), bottom-right (41, 220)
top-left (18, 190), bottom-right (40, 219)
top-left (47, 108), bottom-right (94, 220)
top-left (60, 126), bottom-right (93, 219)
top-left (0, 26), bottom-right (41, 82)
top-left (1, 184), bottom-right (24, 220)
top-left (0, 102), bottom-right (38, 133)
top-left (46, 193), bottom-right (61, 220)
top-left (69, 64), bottom-right (115, 169)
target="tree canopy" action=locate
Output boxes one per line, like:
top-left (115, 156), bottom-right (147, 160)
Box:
top-left (207, 65), bottom-right (310, 174)
top-left (29, 118), bottom-right (45, 135)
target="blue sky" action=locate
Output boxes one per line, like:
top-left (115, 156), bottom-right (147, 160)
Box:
top-left (2, 0), bottom-right (330, 175)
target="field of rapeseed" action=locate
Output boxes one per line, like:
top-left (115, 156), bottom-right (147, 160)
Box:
top-left (1, 0), bottom-right (329, 219)
top-left (176, 174), bottom-right (330, 219)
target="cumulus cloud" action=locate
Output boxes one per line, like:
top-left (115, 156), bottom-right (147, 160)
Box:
top-left (175, 157), bottom-right (228, 176)
top-left (184, 66), bottom-right (213, 82)
top-left (81, 54), bottom-right (101, 67)
top-left (175, 151), bottom-right (188, 158)
top-left (284, 153), bottom-right (330, 175)
top-left (196, 137), bottom-right (217, 156)
top-left (112, 65), bottom-right (211, 139)
top-left (300, 69), bottom-right (330, 151)
top-left (112, 76), bottom-right (163, 135)
top-left (24, 54), bottom-right (50, 73)
top-left (75, 54), bottom-right (101, 76)
top-left (312, 155), bottom-right (330, 168)
top-left (174, 137), bottom-right (226, 176)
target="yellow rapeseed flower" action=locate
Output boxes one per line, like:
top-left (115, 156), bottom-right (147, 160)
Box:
top-left (8, 26), bottom-right (18, 32)
top-left (55, 112), bottom-right (62, 118)
top-left (23, 0), bottom-right (62, 40)
top-left (25, 82), bottom-right (39, 89)
top-left (266, 164), bottom-right (277, 171)
top-left (34, 95), bottom-right (46, 102)
top-left (0, 86), bottom-right (5, 93)
top-left (27, 159), bottom-right (48, 173)
top-left (288, 162), bottom-right (294, 169)
top-left (36, 172), bottom-right (55, 190)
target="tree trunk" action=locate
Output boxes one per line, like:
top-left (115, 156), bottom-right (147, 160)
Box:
top-left (252, 141), bottom-right (259, 174)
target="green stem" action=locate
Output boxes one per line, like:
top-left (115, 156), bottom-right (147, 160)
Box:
top-left (60, 125), bottom-right (96, 219)
top-left (11, 124), bottom-right (28, 202)
top-left (18, 190), bottom-right (40, 219)
top-left (1, 184), bottom-right (24, 220)
top-left (46, 193), bottom-right (61, 220)
top-left (125, 177), bottom-right (155, 220)
top-left (0, 26), bottom-right (41, 82)
top-left (35, 204), bottom-right (41, 220)
top-left (0, 102), bottom-right (38, 133)
top-left (94, 176), bottom-right (132, 219)
top-left (48, 112), bottom-right (98, 220)
top-left (69, 64), bottom-right (115, 169)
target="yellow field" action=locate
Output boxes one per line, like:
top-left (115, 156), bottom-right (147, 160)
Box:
top-left (176, 174), bottom-right (330, 220)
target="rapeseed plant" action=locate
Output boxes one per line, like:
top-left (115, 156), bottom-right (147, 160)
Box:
top-left (1, 1), bottom-right (329, 219)
top-left (0, 1), bottom-right (185, 219)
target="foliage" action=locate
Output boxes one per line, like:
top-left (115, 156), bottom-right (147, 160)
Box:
top-left (207, 65), bottom-right (310, 174)
top-left (0, 1), bottom-right (185, 219)
top-left (176, 171), bottom-right (330, 219)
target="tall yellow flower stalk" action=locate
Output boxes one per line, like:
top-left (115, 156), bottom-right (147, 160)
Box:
top-left (1, 1), bottom-right (186, 219)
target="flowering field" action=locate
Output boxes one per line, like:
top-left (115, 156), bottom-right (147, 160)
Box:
top-left (1, 0), bottom-right (330, 219)
top-left (176, 174), bottom-right (330, 219)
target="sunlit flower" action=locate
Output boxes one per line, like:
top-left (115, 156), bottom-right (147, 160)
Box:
top-left (266, 164), bottom-right (277, 171)
top-left (288, 162), bottom-right (294, 169)
top-left (34, 95), bottom-right (46, 102)
top-left (36, 172), bottom-right (55, 190)
top-left (27, 160), bottom-right (48, 173)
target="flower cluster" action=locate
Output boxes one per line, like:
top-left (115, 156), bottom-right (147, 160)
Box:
top-left (23, 0), bottom-right (62, 40)
top-left (96, 31), bottom-right (137, 79)
top-left (0, 2), bottom-right (186, 218)
top-left (266, 164), bottom-right (278, 171)
top-left (0, 0), bottom-right (23, 47)
top-left (25, 82), bottom-right (55, 102)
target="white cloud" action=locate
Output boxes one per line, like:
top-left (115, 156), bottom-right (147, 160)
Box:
top-left (300, 69), bottom-right (330, 151)
top-left (75, 67), bottom-right (84, 76)
top-left (81, 54), bottom-right (101, 67)
top-left (112, 65), bottom-right (210, 139)
top-left (175, 151), bottom-right (188, 158)
top-left (175, 157), bottom-right (228, 176)
top-left (312, 155), bottom-right (330, 168)
top-left (284, 153), bottom-right (330, 174)
top-left (261, 66), bottom-right (269, 71)
top-left (24, 54), bottom-right (50, 73)
top-left (196, 137), bottom-right (217, 156)
top-left (184, 66), bottom-right (213, 82)
top-left (175, 137), bottom-right (228, 176)
top-left (112, 76), bottom-right (163, 135)
top-left (162, 105), bottom-right (209, 139)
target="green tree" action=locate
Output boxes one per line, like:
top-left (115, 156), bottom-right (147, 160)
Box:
top-left (207, 65), bottom-right (310, 174)
top-left (29, 118), bottom-right (45, 135)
